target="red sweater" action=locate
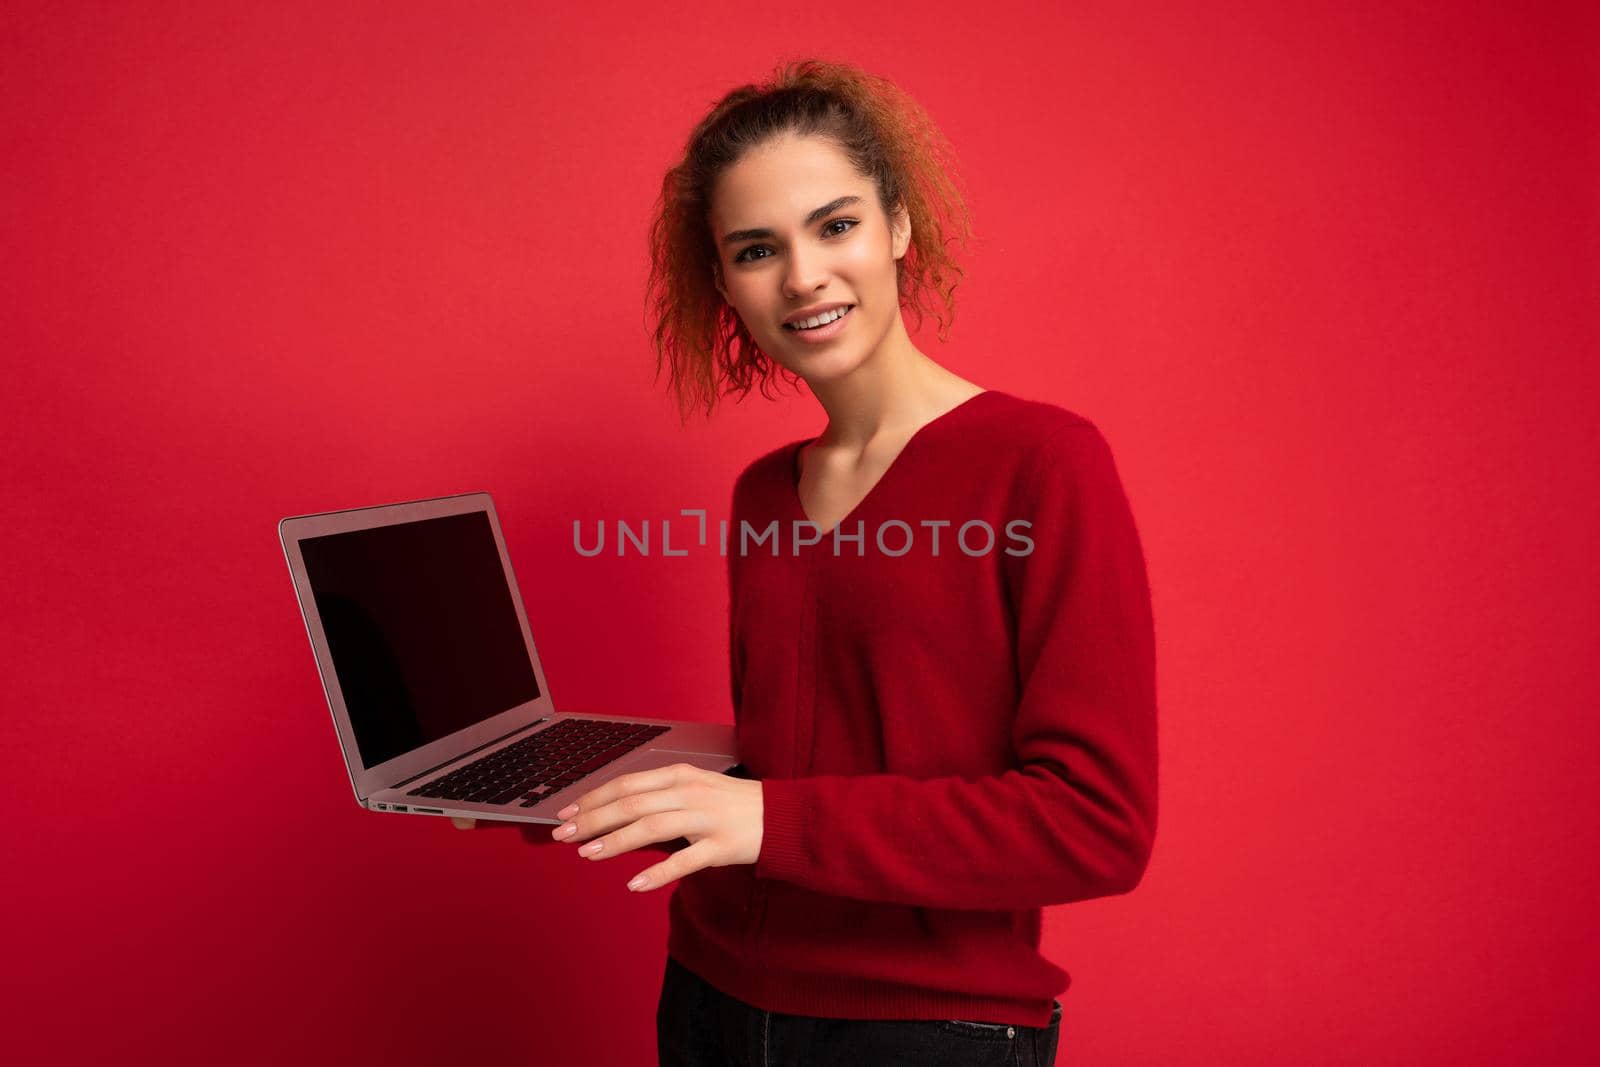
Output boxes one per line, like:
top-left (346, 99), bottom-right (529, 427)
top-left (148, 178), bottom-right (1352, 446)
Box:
top-left (666, 389), bottom-right (1159, 1029)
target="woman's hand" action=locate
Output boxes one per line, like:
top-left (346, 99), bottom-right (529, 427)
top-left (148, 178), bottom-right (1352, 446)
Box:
top-left (548, 763), bottom-right (764, 893)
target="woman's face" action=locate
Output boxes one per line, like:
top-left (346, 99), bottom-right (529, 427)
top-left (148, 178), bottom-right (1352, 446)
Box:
top-left (709, 133), bottom-right (910, 383)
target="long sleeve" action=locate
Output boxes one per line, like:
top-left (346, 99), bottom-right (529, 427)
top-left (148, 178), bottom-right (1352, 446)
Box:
top-left (753, 422), bottom-right (1159, 910)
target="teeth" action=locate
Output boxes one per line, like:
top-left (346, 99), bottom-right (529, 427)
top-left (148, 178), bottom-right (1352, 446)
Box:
top-left (788, 306), bottom-right (850, 330)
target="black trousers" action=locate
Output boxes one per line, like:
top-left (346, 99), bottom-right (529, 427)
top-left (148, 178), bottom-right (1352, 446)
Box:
top-left (656, 954), bottom-right (1062, 1067)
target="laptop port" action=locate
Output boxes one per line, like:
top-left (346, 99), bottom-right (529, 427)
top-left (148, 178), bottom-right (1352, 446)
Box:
top-left (413, 807), bottom-right (443, 814)
top-left (391, 805), bottom-right (408, 813)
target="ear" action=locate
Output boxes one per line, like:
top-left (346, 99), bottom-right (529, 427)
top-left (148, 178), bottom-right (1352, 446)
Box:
top-left (890, 201), bottom-right (912, 261)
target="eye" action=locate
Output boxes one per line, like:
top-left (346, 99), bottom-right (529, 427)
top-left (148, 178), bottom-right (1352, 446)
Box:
top-left (733, 218), bottom-right (859, 264)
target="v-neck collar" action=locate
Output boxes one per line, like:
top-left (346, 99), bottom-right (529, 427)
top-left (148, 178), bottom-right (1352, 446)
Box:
top-left (788, 389), bottom-right (998, 532)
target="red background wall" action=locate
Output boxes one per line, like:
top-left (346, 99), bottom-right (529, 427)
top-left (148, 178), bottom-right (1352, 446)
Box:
top-left (3, 3), bottom-right (1595, 1064)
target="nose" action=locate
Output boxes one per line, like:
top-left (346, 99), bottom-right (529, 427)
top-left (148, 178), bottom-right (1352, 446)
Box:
top-left (782, 243), bottom-right (830, 300)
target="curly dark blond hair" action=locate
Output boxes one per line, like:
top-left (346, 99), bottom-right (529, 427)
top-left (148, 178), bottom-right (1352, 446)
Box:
top-left (644, 58), bottom-right (974, 425)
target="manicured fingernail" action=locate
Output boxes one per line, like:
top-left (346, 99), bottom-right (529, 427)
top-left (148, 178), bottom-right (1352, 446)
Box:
top-left (628, 875), bottom-right (648, 891)
top-left (554, 823), bottom-right (577, 839)
top-left (580, 841), bottom-right (603, 857)
top-left (557, 804), bottom-right (579, 820)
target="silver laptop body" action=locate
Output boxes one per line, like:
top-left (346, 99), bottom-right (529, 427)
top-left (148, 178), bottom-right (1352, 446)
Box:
top-left (279, 490), bottom-right (738, 825)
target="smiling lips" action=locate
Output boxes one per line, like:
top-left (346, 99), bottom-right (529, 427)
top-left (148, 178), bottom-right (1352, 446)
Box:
top-left (783, 304), bottom-right (855, 331)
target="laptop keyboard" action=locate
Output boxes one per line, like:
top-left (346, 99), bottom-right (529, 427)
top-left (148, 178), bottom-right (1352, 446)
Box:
top-left (406, 718), bottom-right (672, 808)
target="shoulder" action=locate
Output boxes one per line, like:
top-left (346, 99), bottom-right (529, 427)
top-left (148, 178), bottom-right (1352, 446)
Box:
top-left (982, 390), bottom-right (1095, 435)
top-left (965, 390), bottom-right (1111, 473)
top-left (733, 439), bottom-right (803, 492)
top-left (726, 438), bottom-right (805, 517)
top-left (968, 394), bottom-right (1136, 520)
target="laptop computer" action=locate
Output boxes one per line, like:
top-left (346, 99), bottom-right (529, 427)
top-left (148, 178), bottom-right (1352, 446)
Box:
top-left (279, 490), bottom-right (740, 825)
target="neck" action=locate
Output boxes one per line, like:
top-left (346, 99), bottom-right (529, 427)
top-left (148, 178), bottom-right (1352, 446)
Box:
top-left (804, 319), bottom-right (980, 452)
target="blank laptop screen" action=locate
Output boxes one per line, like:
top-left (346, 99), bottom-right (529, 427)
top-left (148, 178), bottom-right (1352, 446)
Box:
top-left (298, 509), bottom-right (541, 769)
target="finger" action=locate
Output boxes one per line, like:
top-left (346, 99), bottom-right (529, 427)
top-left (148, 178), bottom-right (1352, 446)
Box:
top-left (556, 781), bottom-right (701, 844)
top-left (451, 817), bottom-right (476, 830)
top-left (624, 838), bottom-right (720, 894)
top-left (561, 762), bottom-right (701, 821)
top-left (557, 765), bottom-right (704, 840)
top-left (577, 808), bottom-right (706, 862)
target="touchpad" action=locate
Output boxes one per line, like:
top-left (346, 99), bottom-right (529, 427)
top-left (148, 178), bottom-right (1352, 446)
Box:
top-left (650, 750), bottom-right (737, 771)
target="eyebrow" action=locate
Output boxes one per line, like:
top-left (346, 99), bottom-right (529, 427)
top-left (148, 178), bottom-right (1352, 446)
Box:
top-left (720, 195), bottom-right (862, 246)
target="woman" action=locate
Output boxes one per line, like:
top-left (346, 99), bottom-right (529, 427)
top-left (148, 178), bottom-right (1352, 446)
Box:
top-left (553, 59), bottom-right (1158, 1065)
